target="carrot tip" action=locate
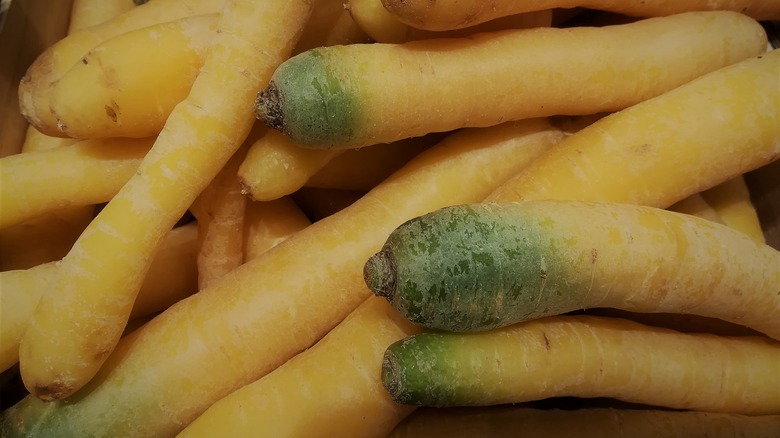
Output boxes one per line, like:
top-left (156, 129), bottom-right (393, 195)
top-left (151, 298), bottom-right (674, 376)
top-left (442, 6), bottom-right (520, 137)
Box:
top-left (363, 248), bottom-right (396, 300)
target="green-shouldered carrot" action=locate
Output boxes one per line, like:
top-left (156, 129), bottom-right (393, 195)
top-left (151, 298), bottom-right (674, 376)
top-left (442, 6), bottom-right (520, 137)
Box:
top-left (381, 315), bottom-right (780, 414)
top-left (364, 201), bottom-right (780, 338)
top-left (380, 0), bottom-right (780, 31)
top-left (255, 11), bottom-right (766, 149)
top-left (0, 119), bottom-right (564, 438)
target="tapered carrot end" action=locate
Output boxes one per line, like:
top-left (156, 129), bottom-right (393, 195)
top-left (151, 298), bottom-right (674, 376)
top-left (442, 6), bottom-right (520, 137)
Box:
top-left (364, 248), bottom-right (397, 300)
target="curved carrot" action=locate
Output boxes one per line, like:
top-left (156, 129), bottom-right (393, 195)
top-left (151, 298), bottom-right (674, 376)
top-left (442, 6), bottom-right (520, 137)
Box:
top-left (365, 200), bottom-right (780, 338)
top-left (17, 0), bottom-right (314, 401)
top-left (486, 50), bottom-right (780, 208)
top-left (18, 0), bottom-right (224, 136)
top-left (256, 12), bottom-right (766, 149)
top-left (0, 119), bottom-right (564, 437)
top-left (176, 296), bottom-right (421, 438)
top-left (0, 137), bottom-right (154, 229)
top-left (48, 14), bottom-right (218, 139)
top-left (381, 315), bottom-right (780, 414)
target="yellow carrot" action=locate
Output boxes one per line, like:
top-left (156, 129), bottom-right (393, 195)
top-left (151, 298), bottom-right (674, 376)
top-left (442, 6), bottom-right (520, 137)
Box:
top-left (20, 126), bottom-right (75, 153)
top-left (67, 0), bottom-right (137, 33)
top-left (294, 0), bottom-right (371, 54)
top-left (347, 0), bottom-right (551, 43)
top-left (486, 50), bottom-right (780, 208)
top-left (191, 144), bottom-right (249, 289)
top-left (668, 193), bottom-right (724, 224)
top-left (238, 130), bottom-right (346, 201)
top-left (0, 137), bottom-right (154, 229)
top-left (382, 315), bottom-right (780, 414)
top-left (177, 296), bottom-right (421, 438)
top-left (0, 118), bottom-right (564, 437)
top-left (256, 12), bottom-right (766, 149)
top-left (306, 135), bottom-right (436, 191)
top-left (18, 0), bottom-right (224, 136)
top-left (292, 187), bottom-right (367, 220)
top-left (18, 0), bottom-right (314, 401)
top-left (0, 222), bottom-right (198, 374)
top-left (380, 0), bottom-right (780, 31)
top-left (129, 222), bottom-right (199, 318)
top-left (243, 196), bottom-right (311, 262)
top-left (0, 208), bottom-right (93, 271)
top-left (701, 175), bottom-right (766, 244)
top-left (48, 14), bottom-right (219, 139)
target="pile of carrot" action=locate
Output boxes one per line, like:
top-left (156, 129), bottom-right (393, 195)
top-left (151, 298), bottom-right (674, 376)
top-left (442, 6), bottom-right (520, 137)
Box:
top-left (0, 0), bottom-right (778, 436)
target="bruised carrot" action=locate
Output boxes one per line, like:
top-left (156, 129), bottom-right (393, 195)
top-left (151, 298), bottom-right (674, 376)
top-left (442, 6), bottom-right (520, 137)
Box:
top-left (18, 0), bottom-right (224, 136)
top-left (0, 119), bottom-right (564, 438)
top-left (365, 200), bottom-right (780, 338)
top-left (380, 0), bottom-right (780, 31)
top-left (48, 14), bottom-right (218, 139)
top-left (486, 50), bottom-right (780, 207)
top-left (256, 12), bottom-right (766, 149)
top-left (176, 296), bottom-right (421, 438)
top-left (381, 315), bottom-right (780, 414)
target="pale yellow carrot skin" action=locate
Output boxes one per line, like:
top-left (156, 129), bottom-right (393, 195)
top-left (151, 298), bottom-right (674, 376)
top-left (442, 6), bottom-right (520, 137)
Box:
top-left (668, 193), bottom-right (724, 225)
top-left (381, 0), bottom-right (780, 31)
top-left (383, 315), bottom-right (780, 414)
top-left (0, 119), bottom-right (563, 437)
top-left (348, 0), bottom-right (552, 43)
top-left (20, 126), bottom-right (75, 152)
top-left (18, 0), bottom-right (314, 401)
top-left (191, 144), bottom-right (249, 289)
top-left (177, 296), bottom-right (421, 438)
top-left (18, 0), bottom-right (224, 136)
top-left (243, 197), bottom-right (311, 262)
top-left (0, 208), bottom-right (93, 271)
top-left (68, 0), bottom-right (137, 33)
top-left (390, 406), bottom-right (780, 438)
top-left (0, 263), bottom-right (58, 373)
top-left (487, 50), bottom-right (780, 209)
top-left (306, 135), bottom-right (436, 191)
top-left (701, 175), bottom-right (766, 244)
top-left (0, 137), bottom-right (154, 229)
top-left (238, 130), bottom-right (346, 201)
top-left (49, 14), bottom-right (219, 139)
top-left (129, 222), bottom-right (199, 318)
top-left (0, 222), bottom-right (197, 374)
top-left (259, 12), bottom-right (767, 149)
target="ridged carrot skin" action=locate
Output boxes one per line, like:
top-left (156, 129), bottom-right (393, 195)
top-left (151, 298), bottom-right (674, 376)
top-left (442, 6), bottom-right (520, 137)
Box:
top-left (256, 11), bottom-right (767, 149)
top-left (364, 201), bottom-right (780, 338)
top-left (381, 315), bottom-right (780, 414)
